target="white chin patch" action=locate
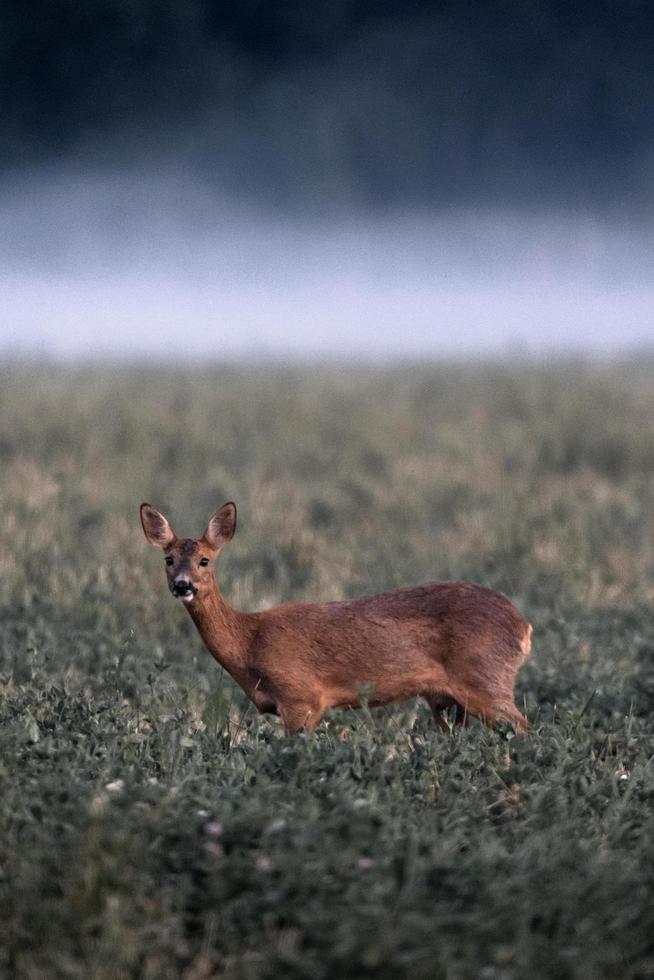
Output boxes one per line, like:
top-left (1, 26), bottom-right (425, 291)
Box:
top-left (181, 593), bottom-right (196, 603)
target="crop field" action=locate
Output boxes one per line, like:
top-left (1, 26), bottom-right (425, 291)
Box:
top-left (1, 360), bottom-right (653, 979)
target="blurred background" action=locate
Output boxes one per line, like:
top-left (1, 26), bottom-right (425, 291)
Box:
top-left (2, 0), bottom-right (654, 358)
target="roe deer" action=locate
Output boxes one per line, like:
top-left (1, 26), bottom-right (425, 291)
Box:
top-left (140, 502), bottom-right (531, 734)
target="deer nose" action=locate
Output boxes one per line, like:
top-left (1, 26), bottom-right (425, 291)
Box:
top-left (174, 578), bottom-right (192, 596)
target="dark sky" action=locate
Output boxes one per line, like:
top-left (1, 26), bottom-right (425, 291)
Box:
top-left (3, 0), bottom-right (654, 210)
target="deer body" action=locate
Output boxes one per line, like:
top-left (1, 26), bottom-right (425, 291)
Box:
top-left (141, 502), bottom-right (531, 734)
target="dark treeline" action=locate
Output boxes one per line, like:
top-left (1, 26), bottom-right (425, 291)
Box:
top-left (2, 0), bottom-right (654, 208)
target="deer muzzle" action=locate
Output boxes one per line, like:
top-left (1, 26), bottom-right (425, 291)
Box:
top-left (171, 578), bottom-right (197, 600)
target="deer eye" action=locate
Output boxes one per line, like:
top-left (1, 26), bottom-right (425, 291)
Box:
top-left (165, 556), bottom-right (174, 566)
top-left (199, 557), bottom-right (209, 567)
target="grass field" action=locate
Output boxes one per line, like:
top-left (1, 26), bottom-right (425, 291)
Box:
top-left (1, 360), bottom-right (653, 979)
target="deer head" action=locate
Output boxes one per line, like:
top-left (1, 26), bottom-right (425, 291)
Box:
top-left (140, 502), bottom-right (237, 603)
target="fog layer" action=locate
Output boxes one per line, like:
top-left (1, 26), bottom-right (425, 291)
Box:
top-left (2, 169), bottom-right (653, 359)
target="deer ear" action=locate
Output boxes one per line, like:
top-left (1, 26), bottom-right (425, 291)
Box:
top-left (202, 502), bottom-right (237, 552)
top-left (140, 504), bottom-right (176, 548)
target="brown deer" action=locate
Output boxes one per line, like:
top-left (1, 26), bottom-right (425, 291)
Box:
top-left (140, 502), bottom-right (531, 734)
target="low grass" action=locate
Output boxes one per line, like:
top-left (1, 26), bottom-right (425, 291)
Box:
top-left (1, 360), bottom-right (653, 979)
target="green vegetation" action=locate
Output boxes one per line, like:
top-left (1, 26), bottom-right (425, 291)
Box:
top-left (1, 360), bottom-right (653, 979)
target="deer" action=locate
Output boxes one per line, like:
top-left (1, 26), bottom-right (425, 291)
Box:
top-left (140, 501), bottom-right (531, 735)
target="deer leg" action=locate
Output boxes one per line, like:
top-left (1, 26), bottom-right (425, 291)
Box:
top-left (251, 694), bottom-right (279, 716)
top-left (256, 702), bottom-right (279, 716)
top-left (279, 701), bottom-right (323, 734)
top-left (424, 694), bottom-right (466, 732)
top-left (495, 702), bottom-right (528, 733)
top-left (448, 686), bottom-right (528, 734)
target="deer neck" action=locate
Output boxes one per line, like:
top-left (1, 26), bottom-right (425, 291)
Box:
top-left (185, 580), bottom-right (253, 675)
